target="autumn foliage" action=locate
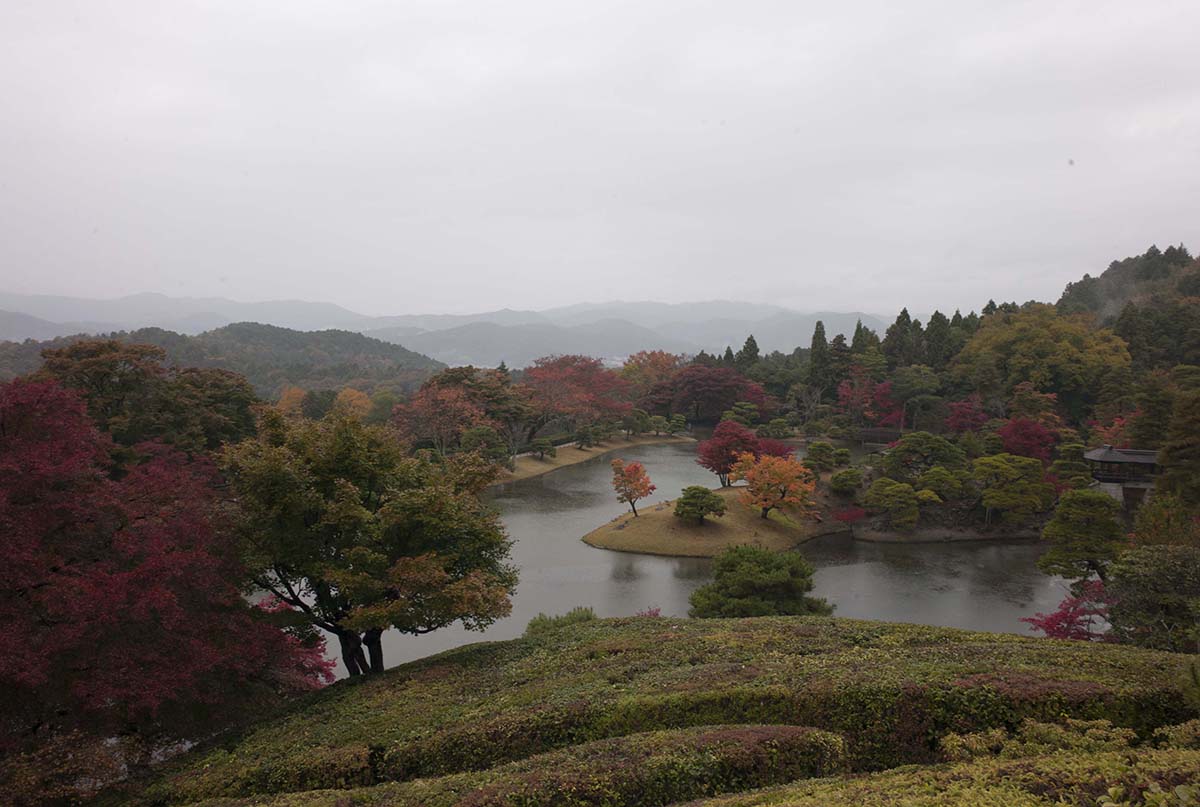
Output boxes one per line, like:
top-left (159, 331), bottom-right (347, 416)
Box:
top-left (0, 379), bottom-right (331, 796)
top-left (729, 451), bottom-right (816, 519)
top-left (696, 421), bottom-right (784, 487)
top-left (611, 458), bottom-right (656, 516)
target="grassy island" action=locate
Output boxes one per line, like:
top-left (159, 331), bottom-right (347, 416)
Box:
top-left (582, 486), bottom-right (845, 557)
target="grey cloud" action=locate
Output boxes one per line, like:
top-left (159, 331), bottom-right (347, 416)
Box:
top-left (1, 0), bottom-right (1197, 317)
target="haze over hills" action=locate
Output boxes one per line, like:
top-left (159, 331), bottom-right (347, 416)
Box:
top-left (0, 292), bottom-right (890, 367)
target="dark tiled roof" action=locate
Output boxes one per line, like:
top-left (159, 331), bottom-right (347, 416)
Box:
top-left (1083, 445), bottom-right (1159, 464)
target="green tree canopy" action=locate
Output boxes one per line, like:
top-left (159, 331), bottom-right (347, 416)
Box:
top-left (223, 411), bottom-right (516, 676)
top-left (952, 304), bottom-right (1131, 421)
top-left (673, 486), bottom-right (728, 524)
top-left (1038, 489), bottom-right (1124, 582)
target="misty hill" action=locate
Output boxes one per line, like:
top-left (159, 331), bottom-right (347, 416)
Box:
top-left (0, 292), bottom-right (891, 366)
top-left (0, 291), bottom-right (373, 334)
top-left (1057, 243), bottom-right (1197, 322)
top-left (0, 322), bottom-right (443, 396)
top-left (0, 310), bottom-right (115, 341)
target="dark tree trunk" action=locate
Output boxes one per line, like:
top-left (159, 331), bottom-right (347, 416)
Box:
top-left (337, 631), bottom-right (369, 676)
top-left (630, 501), bottom-right (638, 516)
top-left (363, 628), bottom-right (385, 673)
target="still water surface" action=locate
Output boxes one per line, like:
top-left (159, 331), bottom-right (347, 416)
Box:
top-left (371, 442), bottom-right (1066, 672)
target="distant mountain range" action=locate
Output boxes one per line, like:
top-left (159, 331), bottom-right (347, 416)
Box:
top-left (0, 292), bottom-right (890, 368)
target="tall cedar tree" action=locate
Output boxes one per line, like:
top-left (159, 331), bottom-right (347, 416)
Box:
top-left (611, 458), bottom-right (655, 516)
top-left (224, 411), bottom-right (516, 675)
top-left (808, 321), bottom-right (831, 396)
top-left (0, 379), bottom-right (331, 795)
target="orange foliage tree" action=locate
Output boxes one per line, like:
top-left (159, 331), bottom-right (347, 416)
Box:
top-left (333, 387), bottom-right (373, 419)
top-left (611, 458), bottom-right (656, 516)
top-left (393, 385), bottom-right (489, 457)
top-left (730, 452), bottom-right (816, 519)
top-left (276, 385), bottom-right (306, 416)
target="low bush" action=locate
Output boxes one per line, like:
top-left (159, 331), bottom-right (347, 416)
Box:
top-left (829, 468), bottom-right (863, 496)
top-left (524, 607), bottom-right (596, 637)
top-left (186, 726), bottom-right (846, 807)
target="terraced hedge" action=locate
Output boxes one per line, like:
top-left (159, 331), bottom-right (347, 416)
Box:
top-left (184, 725), bottom-right (846, 807)
top-left (139, 617), bottom-right (1197, 804)
top-left (683, 749), bottom-right (1200, 806)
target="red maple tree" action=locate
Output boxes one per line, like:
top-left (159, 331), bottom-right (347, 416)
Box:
top-left (393, 384), bottom-right (490, 456)
top-left (611, 458), bottom-right (656, 516)
top-left (1021, 581), bottom-right (1113, 641)
top-left (696, 421), bottom-right (763, 486)
top-left (0, 379), bottom-right (331, 771)
top-left (998, 417), bottom-right (1057, 462)
top-left (945, 394), bottom-right (989, 433)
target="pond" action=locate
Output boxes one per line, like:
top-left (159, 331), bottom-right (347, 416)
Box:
top-left (368, 442), bottom-right (1067, 672)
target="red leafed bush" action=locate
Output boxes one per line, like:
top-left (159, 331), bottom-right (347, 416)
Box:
top-left (1021, 581), bottom-right (1113, 641)
top-left (833, 506), bottom-right (868, 524)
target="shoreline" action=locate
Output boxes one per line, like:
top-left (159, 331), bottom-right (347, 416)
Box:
top-left (490, 434), bottom-right (696, 486)
top-left (852, 526), bottom-right (1042, 544)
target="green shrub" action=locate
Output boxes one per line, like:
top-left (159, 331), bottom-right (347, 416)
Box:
top-left (1156, 719), bottom-right (1200, 749)
top-left (524, 607), bottom-right (596, 638)
top-left (757, 418), bottom-right (793, 439)
top-left (674, 486), bottom-right (727, 524)
top-left (940, 718), bottom-right (1137, 762)
top-left (832, 447), bottom-right (852, 467)
top-left (689, 547), bottom-right (831, 618)
top-left (530, 438), bottom-right (556, 459)
top-left (804, 442), bottom-right (836, 471)
top-left (830, 468), bottom-right (863, 496)
top-left (864, 478), bottom-right (919, 530)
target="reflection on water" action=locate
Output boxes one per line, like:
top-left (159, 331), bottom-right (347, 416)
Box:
top-left (367, 442), bottom-right (1064, 672)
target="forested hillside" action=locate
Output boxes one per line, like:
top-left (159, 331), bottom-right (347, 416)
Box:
top-left (1058, 244), bottom-right (1197, 320)
top-left (0, 322), bottom-right (443, 396)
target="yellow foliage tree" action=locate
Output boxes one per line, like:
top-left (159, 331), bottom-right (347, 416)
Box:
top-left (333, 388), bottom-right (372, 419)
top-left (276, 385), bottom-right (306, 416)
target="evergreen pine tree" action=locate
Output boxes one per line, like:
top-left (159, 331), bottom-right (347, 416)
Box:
top-left (808, 321), bottom-right (831, 394)
top-left (735, 335), bottom-right (760, 370)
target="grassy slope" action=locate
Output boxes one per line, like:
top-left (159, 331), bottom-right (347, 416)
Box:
top-left (138, 617), bottom-right (1196, 805)
top-left (582, 487), bottom-right (844, 557)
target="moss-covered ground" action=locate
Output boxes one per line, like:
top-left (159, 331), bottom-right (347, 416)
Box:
top-left (129, 617), bottom-right (1200, 805)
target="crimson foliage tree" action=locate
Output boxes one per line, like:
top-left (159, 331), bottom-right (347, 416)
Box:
top-left (697, 421), bottom-right (763, 486)
top-left (998, 417), bottom-right (1057, 462)
top-left (0, 379), bottom-right (329, 796)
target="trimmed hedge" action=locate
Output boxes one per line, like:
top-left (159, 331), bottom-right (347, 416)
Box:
top-left (683, 749), bottom-right (1200, 806)
top-left (140, 617), bottom-right (1197, 804)
top-left (185, 725), bottom-right (846, 807)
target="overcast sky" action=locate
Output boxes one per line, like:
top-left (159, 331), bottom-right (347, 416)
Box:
top-left (1, 1), bottom-right (1197, 317)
